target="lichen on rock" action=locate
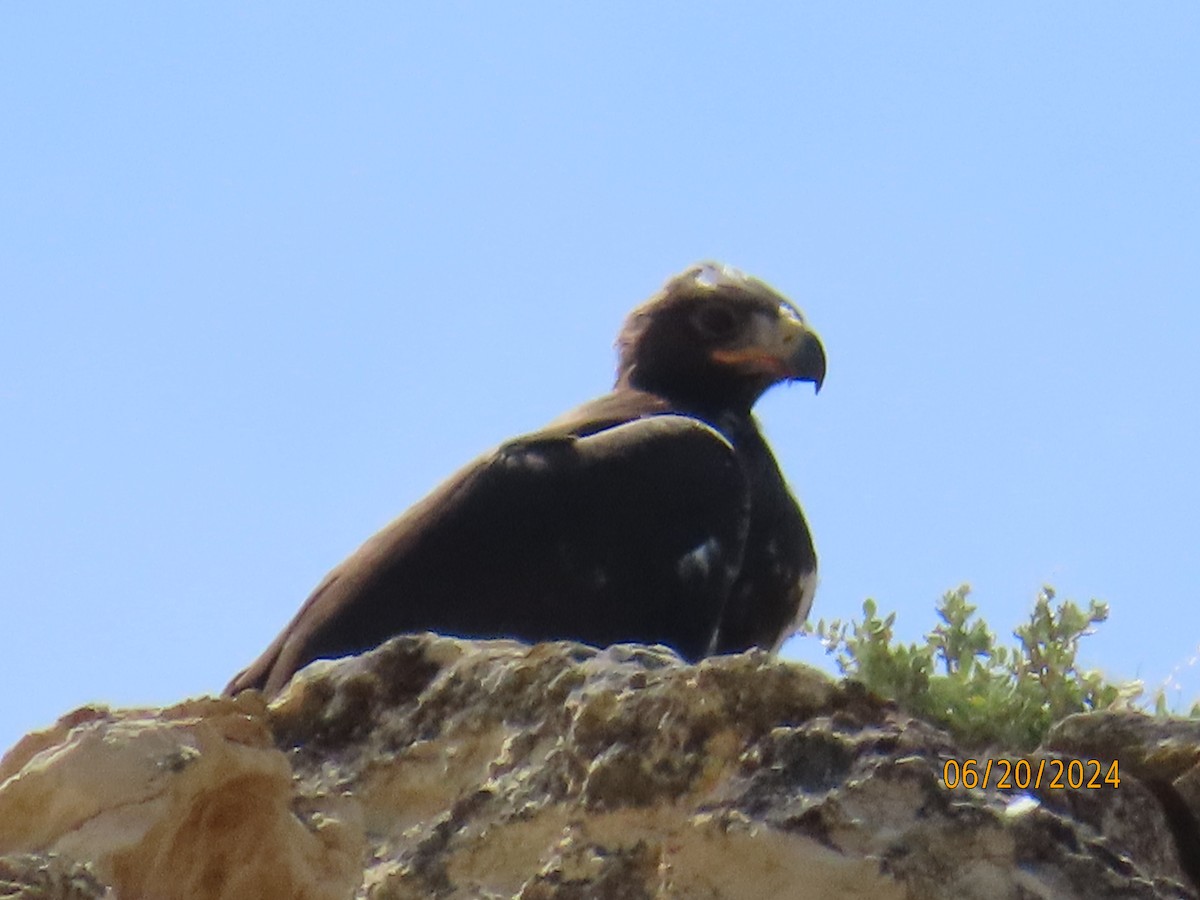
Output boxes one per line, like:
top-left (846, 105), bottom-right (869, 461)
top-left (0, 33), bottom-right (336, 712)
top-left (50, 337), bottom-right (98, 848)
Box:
top-left (2, 634), bottom-right (1198, 899)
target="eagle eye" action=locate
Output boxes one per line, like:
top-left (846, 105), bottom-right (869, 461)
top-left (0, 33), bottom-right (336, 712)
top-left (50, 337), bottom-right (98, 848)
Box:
top-left (692, 303), bottom-right (739, 339)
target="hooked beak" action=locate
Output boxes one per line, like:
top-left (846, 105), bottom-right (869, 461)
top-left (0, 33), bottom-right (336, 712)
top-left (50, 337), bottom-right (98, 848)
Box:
top-left (784, 318), bottom-right (826, 393)
top-left (710, 307), bottom-right (826, 393)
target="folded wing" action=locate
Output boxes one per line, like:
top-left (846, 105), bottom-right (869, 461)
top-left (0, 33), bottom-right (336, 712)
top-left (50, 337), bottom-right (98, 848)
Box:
top-left (226, 413), bottom-right (751, 696)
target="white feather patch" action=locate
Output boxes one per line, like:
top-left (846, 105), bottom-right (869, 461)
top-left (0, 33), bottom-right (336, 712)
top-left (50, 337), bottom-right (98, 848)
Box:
top-left (676, 536), bottom-right (722, 582)
top-left (771, 567), bottom-right (818, 653)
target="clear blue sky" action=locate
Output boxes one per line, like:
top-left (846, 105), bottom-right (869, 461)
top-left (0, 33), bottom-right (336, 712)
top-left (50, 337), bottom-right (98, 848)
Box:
top-left (3, 5), bottom-right (1198, 754)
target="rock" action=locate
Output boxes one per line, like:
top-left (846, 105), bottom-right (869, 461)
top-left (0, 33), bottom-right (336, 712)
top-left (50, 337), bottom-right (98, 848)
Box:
top-left (1044, 710), bottom-right (1200, 890)
top-left (0, 853), bottom-right (110, 900)
top-left (1, 634), bottom-right (1197, 899)
top-left (0, 696), bottom-right (363, 900)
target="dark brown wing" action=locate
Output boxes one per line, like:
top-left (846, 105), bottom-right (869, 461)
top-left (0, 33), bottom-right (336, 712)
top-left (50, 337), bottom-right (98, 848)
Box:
top-left (226, 399), bottom-right (750, 696)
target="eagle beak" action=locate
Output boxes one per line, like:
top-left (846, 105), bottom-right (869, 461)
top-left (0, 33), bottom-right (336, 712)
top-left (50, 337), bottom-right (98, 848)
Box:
top-left (782, 316), bottom-right (826, 394)
top-left (710, 307), bottom-right (826, 393)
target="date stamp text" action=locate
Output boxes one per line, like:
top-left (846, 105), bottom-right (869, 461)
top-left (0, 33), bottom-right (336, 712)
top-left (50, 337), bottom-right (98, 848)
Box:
top-left (942, 757), bottom-right (1120, 790)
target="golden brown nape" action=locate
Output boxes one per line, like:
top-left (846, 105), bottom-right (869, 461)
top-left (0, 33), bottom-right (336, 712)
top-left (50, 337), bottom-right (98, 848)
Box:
top-left (226, 262), bottom-right (824, 698)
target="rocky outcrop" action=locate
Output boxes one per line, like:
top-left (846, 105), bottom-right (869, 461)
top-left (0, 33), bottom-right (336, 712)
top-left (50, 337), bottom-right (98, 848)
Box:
top-left (1, 635), bottom-right (1198, 899)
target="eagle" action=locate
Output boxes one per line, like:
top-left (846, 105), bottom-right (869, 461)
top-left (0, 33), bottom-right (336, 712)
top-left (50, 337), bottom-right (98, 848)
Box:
top-left (226, 263), bottom-right (825, 697)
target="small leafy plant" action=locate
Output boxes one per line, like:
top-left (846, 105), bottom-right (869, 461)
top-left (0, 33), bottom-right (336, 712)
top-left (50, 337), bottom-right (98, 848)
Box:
top-left (814, 586), bottom-right (1143, 750)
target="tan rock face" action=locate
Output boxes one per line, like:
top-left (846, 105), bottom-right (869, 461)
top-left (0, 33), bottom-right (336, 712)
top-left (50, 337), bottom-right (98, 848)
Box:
top-left (2, 635), bottom-right (1198, 899)
top-left (0, 695), bottom-right (363, 900)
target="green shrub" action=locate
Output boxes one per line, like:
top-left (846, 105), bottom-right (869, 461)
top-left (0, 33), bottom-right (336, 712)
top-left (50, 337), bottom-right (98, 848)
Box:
top-left (813, 586), bottom-right (1143, 750)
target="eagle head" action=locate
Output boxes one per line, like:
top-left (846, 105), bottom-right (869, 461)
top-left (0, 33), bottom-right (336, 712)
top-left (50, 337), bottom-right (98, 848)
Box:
top-left (616, 262), bottom-right (826, 413)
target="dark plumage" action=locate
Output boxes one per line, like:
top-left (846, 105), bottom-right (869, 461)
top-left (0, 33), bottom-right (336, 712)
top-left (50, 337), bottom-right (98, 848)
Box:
top-left (226, 263), bottom-right (825, 697)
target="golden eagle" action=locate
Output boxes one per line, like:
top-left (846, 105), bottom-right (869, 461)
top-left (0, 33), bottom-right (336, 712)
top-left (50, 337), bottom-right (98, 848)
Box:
top-left (227, 263), bottom-right (825, 696)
